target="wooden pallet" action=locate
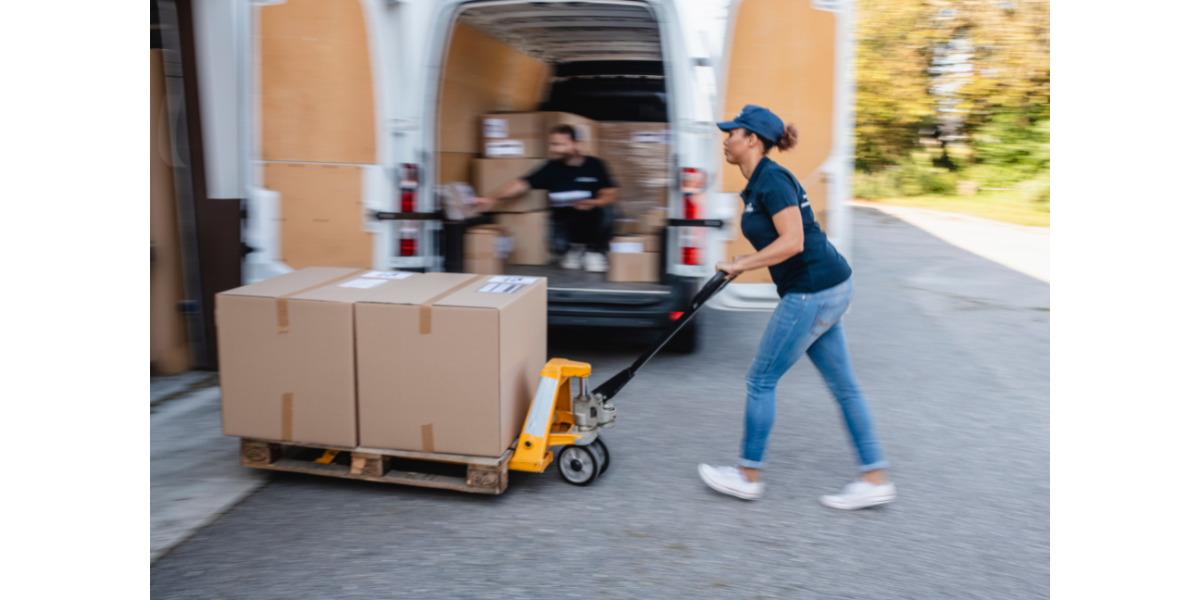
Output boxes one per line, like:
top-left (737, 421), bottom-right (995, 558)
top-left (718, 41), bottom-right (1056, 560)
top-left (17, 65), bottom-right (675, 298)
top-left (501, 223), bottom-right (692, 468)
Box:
top-left (240, 438), bottom-right (512, 495)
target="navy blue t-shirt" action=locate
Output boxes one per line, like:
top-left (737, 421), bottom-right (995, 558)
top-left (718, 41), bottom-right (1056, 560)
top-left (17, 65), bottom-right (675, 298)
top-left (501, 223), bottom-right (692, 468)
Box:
top-left (738, 157), bottom-right (851, 296)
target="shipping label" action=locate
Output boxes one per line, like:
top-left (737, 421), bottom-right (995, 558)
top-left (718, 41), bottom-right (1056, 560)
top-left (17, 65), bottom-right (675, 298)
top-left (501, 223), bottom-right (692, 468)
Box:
top-left (485, 141), bottom-right (525, 157)
top-left (610, 241), bottom-right (645, 254)
top-left (488, 276), bottom-right (538, 284)
top-left (478, 282), bottom-right (524, 294)
top-left (362, 271), bottom-right (414, 280)
top-left (483, 118), bottom-right (509, 139)
top-left (338, 278), bottom-right (389, 289)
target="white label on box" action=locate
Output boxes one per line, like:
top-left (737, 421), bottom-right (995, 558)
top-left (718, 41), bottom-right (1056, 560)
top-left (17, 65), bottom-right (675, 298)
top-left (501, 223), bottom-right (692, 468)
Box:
top-left (485, 141), bottom-right (524, 157)
top-left (493, 236), bottom-right (513, 259)
top-left (610, 241), bottom-right (645, 254)
top-left (574, 124), bottom-right (592, 142)
top-left (338, 278), bottom-right (389, 289)
top-left (478, 282), bottom-right (524, 294)
top-left (489, 275), bottom-right (538, 284)
top-left (483, 118), bottom-right (508, 138)
top-left (632, 131), bottom-right (667, 144)
top-left (362, 271), bottom-right (414, 280)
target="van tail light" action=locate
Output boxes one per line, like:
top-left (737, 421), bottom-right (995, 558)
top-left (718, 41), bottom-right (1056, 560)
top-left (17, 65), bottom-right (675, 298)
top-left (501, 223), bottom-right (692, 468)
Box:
top-left (397, 163), bottom-right (421, 256)
top-left (679, 168), bottom-right (706, 266)
top-left (400, 190), bottom-right (416, 213)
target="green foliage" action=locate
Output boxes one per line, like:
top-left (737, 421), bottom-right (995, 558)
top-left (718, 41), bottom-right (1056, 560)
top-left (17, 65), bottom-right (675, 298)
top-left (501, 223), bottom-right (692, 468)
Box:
top-left (854, 0), bottom-right (1050, 208)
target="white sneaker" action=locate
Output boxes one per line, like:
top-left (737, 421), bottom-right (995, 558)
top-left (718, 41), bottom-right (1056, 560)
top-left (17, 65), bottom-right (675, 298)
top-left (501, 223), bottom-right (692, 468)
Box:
top-left (698, 464), bottom-right (764, 500)
top-left (819, 480), bottom-right (896, 510)
top-left (584, 252), bottom-right (608, 273)
top-left (560, 247), bottom-right (584, 269)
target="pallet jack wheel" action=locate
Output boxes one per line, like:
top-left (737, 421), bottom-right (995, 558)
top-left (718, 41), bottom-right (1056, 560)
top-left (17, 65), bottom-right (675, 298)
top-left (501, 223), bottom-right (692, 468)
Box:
top-left (557, 445), bottom-right (600, 486)
top-left (592, 437), bottom-right (610, 475)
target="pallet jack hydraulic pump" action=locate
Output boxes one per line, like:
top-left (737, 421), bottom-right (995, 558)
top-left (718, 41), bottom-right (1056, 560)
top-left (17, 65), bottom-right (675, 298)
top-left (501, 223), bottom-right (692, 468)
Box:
top-left (508, 270), bottom-right (735, 485)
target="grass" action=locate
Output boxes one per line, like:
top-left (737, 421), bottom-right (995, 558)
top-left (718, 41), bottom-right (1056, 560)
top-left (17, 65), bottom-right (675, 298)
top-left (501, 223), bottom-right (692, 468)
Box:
top-left (854, 190), bottom-right (1050, 228)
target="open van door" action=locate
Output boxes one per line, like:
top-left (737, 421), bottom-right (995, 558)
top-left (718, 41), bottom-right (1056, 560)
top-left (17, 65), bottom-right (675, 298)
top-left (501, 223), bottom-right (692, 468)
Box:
top-left (711, 0), bottom-right (854, 309)
top-left (243, 0), bottom-right (392, 283)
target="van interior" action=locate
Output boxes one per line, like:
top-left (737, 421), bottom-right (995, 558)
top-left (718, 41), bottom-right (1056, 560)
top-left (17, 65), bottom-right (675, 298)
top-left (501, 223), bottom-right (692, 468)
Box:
top-left (437, 1), bottom-right (676, 292)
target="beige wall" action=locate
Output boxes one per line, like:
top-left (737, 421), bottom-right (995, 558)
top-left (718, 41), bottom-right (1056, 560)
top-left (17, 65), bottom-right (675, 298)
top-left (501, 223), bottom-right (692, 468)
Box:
top-left (437, 22), bottom-right (550, 182)
top-left (721, 0), bottom-right (839, 280)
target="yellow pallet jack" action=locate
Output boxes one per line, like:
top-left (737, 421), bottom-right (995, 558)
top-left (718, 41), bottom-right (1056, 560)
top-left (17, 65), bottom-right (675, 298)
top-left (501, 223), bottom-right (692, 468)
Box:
top-left (508, 271), bottom-right (735, 485)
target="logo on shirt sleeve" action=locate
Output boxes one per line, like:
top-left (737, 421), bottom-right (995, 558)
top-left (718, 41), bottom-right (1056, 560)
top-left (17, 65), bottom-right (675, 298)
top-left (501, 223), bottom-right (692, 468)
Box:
top-left (575, 177), bottom-right (598, 182)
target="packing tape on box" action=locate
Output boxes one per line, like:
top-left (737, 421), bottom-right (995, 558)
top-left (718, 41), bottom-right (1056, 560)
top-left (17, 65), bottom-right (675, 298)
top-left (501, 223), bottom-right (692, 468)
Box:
top-left (281, 392), bottom-right (294, 442)
top-left (275, 270), bottom-right (369, 334)
top-left (419, 275), bottom-right (488, 335)
top-left (421, 423), bottom-right (435, 453)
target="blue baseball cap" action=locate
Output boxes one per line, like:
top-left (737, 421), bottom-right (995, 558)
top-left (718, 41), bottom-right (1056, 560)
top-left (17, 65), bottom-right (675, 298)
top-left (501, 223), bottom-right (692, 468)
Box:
top-left (716, 105), bottom-right (784, 145)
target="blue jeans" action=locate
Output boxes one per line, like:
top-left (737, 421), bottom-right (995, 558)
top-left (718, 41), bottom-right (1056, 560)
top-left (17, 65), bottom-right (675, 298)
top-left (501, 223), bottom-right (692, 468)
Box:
top-left (739, 277), bottom-right (888, 473)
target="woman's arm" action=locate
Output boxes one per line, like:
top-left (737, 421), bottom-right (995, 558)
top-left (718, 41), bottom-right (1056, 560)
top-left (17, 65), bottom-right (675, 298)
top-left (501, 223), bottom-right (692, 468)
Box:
top-left (715, 206), bottom-right (804, 277)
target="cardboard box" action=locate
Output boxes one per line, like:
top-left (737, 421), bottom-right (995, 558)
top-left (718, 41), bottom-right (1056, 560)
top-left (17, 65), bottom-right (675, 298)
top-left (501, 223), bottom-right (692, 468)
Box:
top-left (216, 267), bottom-right (420, 447)
top-left (608, 235), bottom-right (660, 283)
top-left (356, 273), bottom-right (548, 456)
top-left (471, 158), bottom-right (548, 212)
top-left (494, 211), bottom-right (550, 265)
top-left (464, 225), bottom-right (511, 275)
top-left (438, 23), bottom-right (549, 154)
top-left (480, 112), bottom-right (596, 158)
top-left (596, 122), bottom-right (672, 221)
top-left (608, 252), bottom-right (660, 283)
top-left (639, 206), bottom-right (669, 235)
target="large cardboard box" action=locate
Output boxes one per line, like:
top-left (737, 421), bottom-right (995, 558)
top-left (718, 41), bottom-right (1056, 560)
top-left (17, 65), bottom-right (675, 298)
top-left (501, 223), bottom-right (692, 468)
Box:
top-left (356, 274), bottom-right (548, 456)
top-left (480, 112), bottom-right (596, 158)
top-left (216, 267), bottom-right (418, 447)
top-left (494, 211), bottom-right (550, 265)
top-left (471, 158), bottom-right (548, 212)
top-left (608, 235), bottom-right (660, 283)
top-left (463, 225), bottom-right (511, 275)
top-left (596, 122), bottom-right (672, 221)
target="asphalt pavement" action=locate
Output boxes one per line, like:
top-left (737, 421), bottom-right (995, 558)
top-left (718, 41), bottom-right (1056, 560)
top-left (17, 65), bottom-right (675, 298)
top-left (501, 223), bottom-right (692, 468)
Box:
top-left (150, 206), bottom-right (1049, 599)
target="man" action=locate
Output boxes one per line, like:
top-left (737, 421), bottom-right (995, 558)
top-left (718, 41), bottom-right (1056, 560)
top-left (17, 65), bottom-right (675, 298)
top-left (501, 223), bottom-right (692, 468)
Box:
top-left (476, 125), bottom-right (617, 272)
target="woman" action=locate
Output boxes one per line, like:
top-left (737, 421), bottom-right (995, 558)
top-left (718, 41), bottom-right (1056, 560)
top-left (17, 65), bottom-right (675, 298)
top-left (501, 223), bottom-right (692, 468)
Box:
top-left (698, 105), bottom-right (895, 509)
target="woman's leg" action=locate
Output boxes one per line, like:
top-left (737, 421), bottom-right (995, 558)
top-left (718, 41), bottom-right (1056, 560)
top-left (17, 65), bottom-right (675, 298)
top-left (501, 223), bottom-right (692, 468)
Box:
top-left (807, 320), bottom-right (888, 476)
top-left (740, 294), bottom-right (823, 476)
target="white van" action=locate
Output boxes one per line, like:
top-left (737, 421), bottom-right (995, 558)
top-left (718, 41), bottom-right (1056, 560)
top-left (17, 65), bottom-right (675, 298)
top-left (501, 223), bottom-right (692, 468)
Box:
top-left (192, 0), bottom-right (854, 351)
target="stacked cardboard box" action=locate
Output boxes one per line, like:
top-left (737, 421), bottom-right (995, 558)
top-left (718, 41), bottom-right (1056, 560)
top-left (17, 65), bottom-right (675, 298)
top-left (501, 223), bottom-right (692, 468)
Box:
top-left (463, 224), bottom-right (511, 275)
top-left (479, 112), bottom-right (597, 158)
top-left (607, 234), bottom-right (660, 283)
top-left (471, 158), bottom-right (547, 213)
top-left (356, 273), bottom-right (547, 456)
top-left (464, 111), bottom-right (598, 267)
top-left (596, 122), bottom-right (672, 229)
top-left (218, 268), bottom-right (547, 457)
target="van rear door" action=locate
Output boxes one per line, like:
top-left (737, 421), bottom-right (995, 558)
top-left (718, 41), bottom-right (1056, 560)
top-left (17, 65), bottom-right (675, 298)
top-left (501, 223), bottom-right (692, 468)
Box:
top-left (713, 0), bottom-right (853, 306)
top-left (244, 0), bottom-right (393, 282)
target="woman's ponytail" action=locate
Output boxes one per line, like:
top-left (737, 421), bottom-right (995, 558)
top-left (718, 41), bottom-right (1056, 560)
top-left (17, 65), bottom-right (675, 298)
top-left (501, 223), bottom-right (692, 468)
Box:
top-left (776, 123), bottom-right (799, 152)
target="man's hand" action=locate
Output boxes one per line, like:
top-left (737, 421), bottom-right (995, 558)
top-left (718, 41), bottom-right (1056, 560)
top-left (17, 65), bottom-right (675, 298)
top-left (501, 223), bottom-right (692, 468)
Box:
top-left (473, 197), bottom-right (496, 212)
top-left (573, 199), bottom-right (596, 211)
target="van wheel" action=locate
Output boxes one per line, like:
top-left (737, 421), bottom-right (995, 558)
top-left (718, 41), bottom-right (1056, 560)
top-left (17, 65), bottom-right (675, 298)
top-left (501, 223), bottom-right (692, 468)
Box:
top-left (665, 318), bottom-right (698, 354)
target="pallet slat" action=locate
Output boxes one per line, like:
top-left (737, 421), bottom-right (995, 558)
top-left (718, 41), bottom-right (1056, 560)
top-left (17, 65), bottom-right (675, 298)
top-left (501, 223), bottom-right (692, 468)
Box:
top-left (239, 439), bottom-right (511, 495)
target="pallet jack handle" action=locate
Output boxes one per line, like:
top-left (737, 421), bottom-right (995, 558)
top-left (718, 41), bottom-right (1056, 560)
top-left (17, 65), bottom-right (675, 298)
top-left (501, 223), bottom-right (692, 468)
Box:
top-left (591, 270), bottom-right (736, 401)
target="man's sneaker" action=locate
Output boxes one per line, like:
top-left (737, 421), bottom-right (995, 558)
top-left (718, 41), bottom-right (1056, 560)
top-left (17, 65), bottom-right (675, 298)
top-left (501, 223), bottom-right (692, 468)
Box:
top-left (584, 252), bottom-right (608, 273)
top-left (698, 464), bottom-right (764, 500)
top-left (560, 247), bottom-right (584, 269)
top-left (819, 480), bottom-right (896, 510)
